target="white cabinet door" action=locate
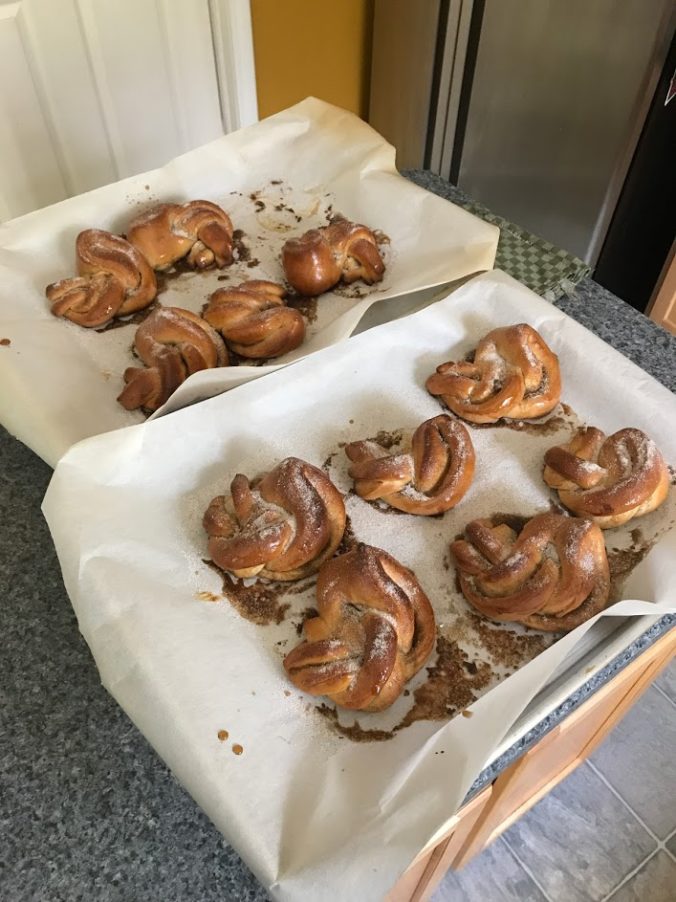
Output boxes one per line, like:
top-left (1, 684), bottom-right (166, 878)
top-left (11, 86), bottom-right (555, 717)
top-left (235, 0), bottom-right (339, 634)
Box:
top-left (0, 0), bottom-right (257, 219)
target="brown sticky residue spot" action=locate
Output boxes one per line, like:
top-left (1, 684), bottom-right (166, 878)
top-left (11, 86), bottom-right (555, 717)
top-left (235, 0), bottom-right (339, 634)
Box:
top-left (466, 613), bottom-right (550, 669)
top-left (221, 574), bottom-right (290, 625)
top-left (294, 606), bottom-right (318, 636)
top-left (232, 229), bottom-right (251, 263)
top-left (271, 179), bottom-right (282, 185)
top-left (217, 729), bottom-right (229, 741)
top-left (316, 705), bottom-right (396, 742)
top-left (322, 451), bottom-right (338, 471)
top-left (335, 514), bottom-right (359, 556)
top-left (607, 530), bottom-right (655, 604)
top-left (195, 590), bottom-right (221, 603)
top-left (202, 559), bottom-right (290, 625)
top-left (368, 429), bottom-right (403, 450)
top-left (217, 274), bottom-right (230, 281)
top-left (286, 292), bottom-right (318, 324)
top-left (232, 744), bottom-right (244, 755)
top-left (246, 258), bottom-right (261, 269)
top-left (471, 415), bottom-right (568, 435)
top-left (284, 690), bottom-right (291, 696)
top-left (0, 338), bottom-right (10, 346)
top-left (461, 710), bottom-right (474, 718)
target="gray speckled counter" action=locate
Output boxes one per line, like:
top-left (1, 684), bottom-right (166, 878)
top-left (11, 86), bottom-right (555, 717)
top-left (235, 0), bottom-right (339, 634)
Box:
top-left (1, 172), bottom-right (674, 902)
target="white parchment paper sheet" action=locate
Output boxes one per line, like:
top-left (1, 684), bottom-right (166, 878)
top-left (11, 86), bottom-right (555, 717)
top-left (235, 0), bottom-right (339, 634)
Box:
top-left (43, 271), bottom-right (675, 901)
top-left (0, 97), bottom-right (498, 467)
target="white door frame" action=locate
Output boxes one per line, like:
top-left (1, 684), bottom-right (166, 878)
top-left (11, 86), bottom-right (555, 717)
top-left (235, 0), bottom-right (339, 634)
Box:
top-left (209, 0), bottom-right (259, 131)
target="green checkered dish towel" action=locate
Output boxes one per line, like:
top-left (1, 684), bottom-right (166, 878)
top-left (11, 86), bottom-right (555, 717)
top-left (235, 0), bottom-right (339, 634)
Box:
top-left (404, 172), bottom-right (591, 300)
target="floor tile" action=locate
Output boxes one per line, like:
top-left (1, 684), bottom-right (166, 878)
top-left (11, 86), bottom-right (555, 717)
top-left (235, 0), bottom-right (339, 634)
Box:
top-left (607, 851), bottom-right (676, 901)
top-left (589, 685), bottom-right (676, 838)
top-left (666, 830), bottom-right (676, 858)
top-left (502, 762), bottom-right (654, 902)
top-left (654, 659), bottom-right (676, 705)
top-left (432, 837), bottom-right (546, 902)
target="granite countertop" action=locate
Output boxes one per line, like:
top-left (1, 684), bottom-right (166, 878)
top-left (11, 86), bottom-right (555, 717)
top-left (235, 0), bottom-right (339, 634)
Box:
top-left (1, 174), bottom-right (675, 902)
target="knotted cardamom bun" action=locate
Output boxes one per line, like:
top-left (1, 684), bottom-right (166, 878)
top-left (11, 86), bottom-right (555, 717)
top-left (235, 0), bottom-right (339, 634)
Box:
top-left (451, 513), bottom-right (610, 631)
top-left (426, 324), bottom-right (561, 424)
top-left (345, 414), bottom-right (475, 515)
top-left (117, 306), bottom-right (227, 412)
top-left (282, 219), bottom-right (385, 296)
top-left (46, 229), bottom-right (157, 328)
top-left (126, 200), bottom-right (233, 270)
top-left (203, 457), bottom-right (346, 581)
top-left (543, 427), bottom-right (669, 529)
top-left (284, 544), bottom-right (436, 711)
top-left (203, 280), bottom-right (305, 359)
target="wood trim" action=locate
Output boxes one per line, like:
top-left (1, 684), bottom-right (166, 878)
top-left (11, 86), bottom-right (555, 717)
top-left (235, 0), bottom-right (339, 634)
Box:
top-left (450, 628), bottom-right (676, 870)
top-left (387, 785), bottom-right (492, 902)
top-left (209, 0), bottom-right (259, 131)
top-left (389, 627), bottom-right (675, 901)
top-left (646, 240), bottom-right (676, 334)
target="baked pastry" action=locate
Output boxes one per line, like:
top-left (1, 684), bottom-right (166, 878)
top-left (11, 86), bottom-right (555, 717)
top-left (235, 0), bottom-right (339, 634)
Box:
top-left (426, 324), bottom-right (561, 424)
top-left (450, 512), bottom-right (610, 631)
top-left (203, 457), bottom-right (346, 581)
top-left (203, 280), bottom-right (305, 359)
top-left (345, 414), bottom-right (475, 515)
top-left (117, 306), bottom-right (228, 412)
top-left (46, 229), bottom-right (157, 328)
top-left (126, 200), bottom-right (233, 270)
top-left (282, 219), bottom-right (385, 296)
top-left (543, 427), bottom-right (670, 528)
top-left (283, 544), bottom-right (436, 711)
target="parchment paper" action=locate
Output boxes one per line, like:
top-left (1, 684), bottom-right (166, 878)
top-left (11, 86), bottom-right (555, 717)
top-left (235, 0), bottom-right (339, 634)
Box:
top-left (42, 271), bottom-right (675, 901)
top-left (0, 97), bottom-right (498, 467)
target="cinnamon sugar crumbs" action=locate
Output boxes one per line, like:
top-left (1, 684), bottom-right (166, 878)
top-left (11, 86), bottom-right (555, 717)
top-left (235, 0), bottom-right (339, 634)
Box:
top-left (315, 637), bottom-right (492, 742)
top-left (335, 514), bottom-right (359, 556)
top-left (368, 429), bottom-right (403, 450)
top-left (464, 613), bottom-right (550, 669)
top-left (607, 530), bottom-right (656, 604)
top-left (286, 293), bottom-right (318, 323)
top-left (201, 560), bottom-right (291, 625)
top-left (221, 574), bottom-right (290, 625)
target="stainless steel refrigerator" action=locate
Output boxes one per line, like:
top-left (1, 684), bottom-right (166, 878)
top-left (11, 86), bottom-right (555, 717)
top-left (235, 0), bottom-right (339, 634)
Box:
top-left (369, 0), bottom-right (675, 276)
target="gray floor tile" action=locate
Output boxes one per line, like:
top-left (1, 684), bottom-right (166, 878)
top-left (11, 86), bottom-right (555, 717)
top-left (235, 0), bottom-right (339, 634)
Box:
top-left (590, 685), bottom-right (676, 839)
top-left (666, 830), bottom-right (676, 858)
top-left (607, 851), bottom-right (676, 902)
top-left (654, 659), bottom-right (676, 705)
top-left (502, 762), bottom-right (654, 902)
top-left (432, 837), bottom-right (546, 902)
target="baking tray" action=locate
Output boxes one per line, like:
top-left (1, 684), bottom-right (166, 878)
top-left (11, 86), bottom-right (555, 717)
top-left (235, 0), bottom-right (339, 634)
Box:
top-left (42, 270), bottom-right (675, 901)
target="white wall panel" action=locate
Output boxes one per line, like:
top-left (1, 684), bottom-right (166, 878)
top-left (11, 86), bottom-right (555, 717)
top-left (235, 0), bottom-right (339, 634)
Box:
top-left (0, 0), bottom-right (257, 221)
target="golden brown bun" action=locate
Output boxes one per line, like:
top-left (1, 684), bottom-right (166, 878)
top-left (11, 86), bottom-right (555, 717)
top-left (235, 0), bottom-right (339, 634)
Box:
top-left (345, 414), bottom-right (475, 515)
top-left (426, 324), bottom-right (561, 424)
top-left (543, 427), bottom-right (670, 528)
top-left (126, 200), bottom-right (233, 270)
top-left (117, 306), bottom-right (227, 412)
top-left (46, 229), bottom-right (157, 328)
top-left (284, 543), bottom-right (436, 711)
top-left (450, 512), bottom-right (610, 631)
top-left (204, 457), bottom-right (346, 581)
top-left (282, 219), bottom-right (385, 296)
top-left (203, 280), bottom-right (305, 359)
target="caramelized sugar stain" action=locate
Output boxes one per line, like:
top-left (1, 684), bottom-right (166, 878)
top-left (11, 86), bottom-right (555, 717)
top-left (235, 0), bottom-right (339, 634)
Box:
top-left (232, 744), bottom-right (244, 755)
top-left (217, 729), bottom-right (229, 741)
top-left (315, 637), bottom-right (492, 742)
top-left (201, 559), bottom-right (290, 625)
top-left (0, 338), bottom-right (11, 346)
top-left (335, 514), bottom-right (359, 556)
top-left (285, 292), bottom-right (318, 324)
top-left (606, 528), bottom-right (656, 604)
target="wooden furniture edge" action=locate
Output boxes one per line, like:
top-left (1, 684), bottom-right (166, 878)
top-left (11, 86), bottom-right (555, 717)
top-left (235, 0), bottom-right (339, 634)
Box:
top-left (389, 626), bottom-right (675, 901)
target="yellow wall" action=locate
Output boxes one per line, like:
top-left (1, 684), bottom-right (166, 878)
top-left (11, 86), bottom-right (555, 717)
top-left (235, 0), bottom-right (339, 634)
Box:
top-left (250, 0), bottom-right (374, 120)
